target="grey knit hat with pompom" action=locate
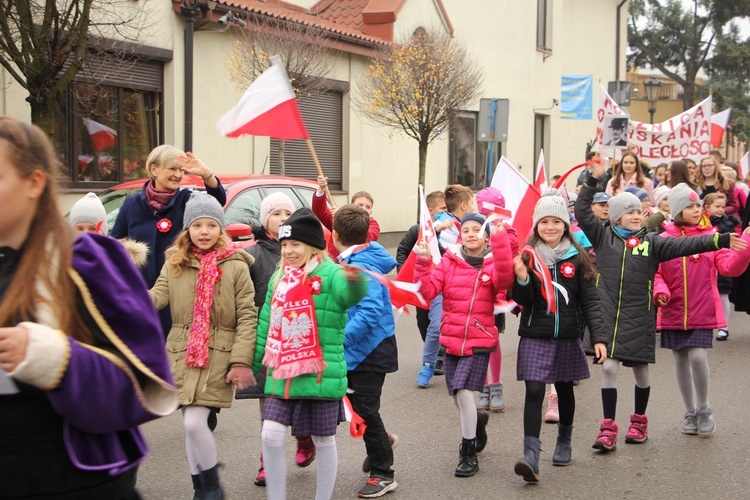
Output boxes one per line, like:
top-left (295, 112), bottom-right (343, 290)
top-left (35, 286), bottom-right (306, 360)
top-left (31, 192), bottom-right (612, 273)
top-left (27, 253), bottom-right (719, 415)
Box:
top-left (533, 188), bottom-right (570, 229)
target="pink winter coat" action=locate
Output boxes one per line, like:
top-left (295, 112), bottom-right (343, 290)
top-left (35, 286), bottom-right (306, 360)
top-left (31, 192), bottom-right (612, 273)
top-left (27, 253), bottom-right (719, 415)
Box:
top-left (654, 218), bottom-right (750, 330)
top-left (414, 230), bottom-right (514, 356)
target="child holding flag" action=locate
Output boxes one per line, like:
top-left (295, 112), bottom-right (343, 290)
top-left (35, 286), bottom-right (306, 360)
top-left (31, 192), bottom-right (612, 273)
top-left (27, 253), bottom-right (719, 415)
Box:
top-left (414, 212), bottom-right (514, 477)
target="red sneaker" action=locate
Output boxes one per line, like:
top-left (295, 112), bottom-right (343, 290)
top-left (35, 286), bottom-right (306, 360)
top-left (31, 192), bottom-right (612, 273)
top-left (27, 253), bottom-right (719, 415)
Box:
top-left (295, 435), bottom-right (316, 467)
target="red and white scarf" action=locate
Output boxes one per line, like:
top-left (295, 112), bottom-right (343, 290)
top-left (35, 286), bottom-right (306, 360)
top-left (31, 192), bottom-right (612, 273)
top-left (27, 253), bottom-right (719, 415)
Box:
top-left (263, 260), bottom-right (325, 386)
top-left (184, 244), bottom-right (238, 368)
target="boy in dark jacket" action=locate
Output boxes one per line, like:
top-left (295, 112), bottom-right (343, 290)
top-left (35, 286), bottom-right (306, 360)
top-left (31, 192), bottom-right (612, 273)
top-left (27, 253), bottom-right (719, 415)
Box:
top-left (333, 204), bottom-right (399, 498)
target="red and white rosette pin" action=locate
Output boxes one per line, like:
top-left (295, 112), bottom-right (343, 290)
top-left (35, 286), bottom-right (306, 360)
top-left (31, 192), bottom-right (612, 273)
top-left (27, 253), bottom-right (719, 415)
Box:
top-left (626, 236), bottom-right (639, 248)
top-left (309, 276), bottom-right (323, 294)
top-left (689, 254), bottom-right (701, 262)
top-left (156, 218), bottom-right (172, 233)
top-left (478, 272), bottom-right (492, 285)
top-left (560, 262), bottom-right (576, 279)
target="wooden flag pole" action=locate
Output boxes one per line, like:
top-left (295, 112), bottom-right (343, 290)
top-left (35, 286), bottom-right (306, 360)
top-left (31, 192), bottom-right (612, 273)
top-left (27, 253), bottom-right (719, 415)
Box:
top-left (306, 138), bottom-right (338, 208)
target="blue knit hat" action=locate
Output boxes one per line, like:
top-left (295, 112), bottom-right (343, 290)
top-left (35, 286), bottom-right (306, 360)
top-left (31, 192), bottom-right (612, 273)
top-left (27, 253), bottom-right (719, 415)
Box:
top-left (461, 212), bottom-right (490, 237)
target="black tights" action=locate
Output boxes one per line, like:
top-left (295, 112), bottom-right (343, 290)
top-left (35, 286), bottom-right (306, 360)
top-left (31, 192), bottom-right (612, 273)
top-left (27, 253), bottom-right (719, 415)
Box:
top-left (523, 381), bottom-right (576, 438)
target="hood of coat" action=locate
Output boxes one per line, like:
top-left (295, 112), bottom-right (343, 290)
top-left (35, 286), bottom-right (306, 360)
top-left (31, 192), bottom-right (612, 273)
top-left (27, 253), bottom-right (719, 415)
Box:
top-left (348, 241), bottom-right (397, 274)
top-left (663, 215), bottom-right (714, 238)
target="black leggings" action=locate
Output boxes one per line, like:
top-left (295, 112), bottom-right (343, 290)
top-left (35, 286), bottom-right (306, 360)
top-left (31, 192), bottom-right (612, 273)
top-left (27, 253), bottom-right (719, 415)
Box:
top-left (523, 381), bottom-right (575, 438)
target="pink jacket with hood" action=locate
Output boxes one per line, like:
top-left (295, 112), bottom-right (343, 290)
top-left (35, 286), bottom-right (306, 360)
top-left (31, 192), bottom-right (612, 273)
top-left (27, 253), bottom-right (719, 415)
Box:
top-left (654, 217), bottom-right (750, 330)
top-left (414, 229), bottom-right (514, 356)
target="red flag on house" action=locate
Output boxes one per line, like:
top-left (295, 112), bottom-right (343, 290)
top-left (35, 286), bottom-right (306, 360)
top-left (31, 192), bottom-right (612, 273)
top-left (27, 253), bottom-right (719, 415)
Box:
top-left (82, 118), bottom-right (117, 151)
top-left (394, 185), bottom-right (441, 310)
top-left (710, 108), bottom-right (731, 147)
top-left (217, 58), bottom-right (309, 140)
top-left (491, 156), bottom-right (541, 242)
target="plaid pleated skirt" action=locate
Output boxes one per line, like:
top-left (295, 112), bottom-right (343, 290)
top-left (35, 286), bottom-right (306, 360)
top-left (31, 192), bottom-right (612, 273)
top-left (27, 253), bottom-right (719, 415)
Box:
top-left (660, 329), bottom-right (713, 350)
top-left (516, 337), bottom-right (590, 384)
top-left (443, 352), bottom-right (491, 395)
top-left (263, 397), bottom-right (345, 437)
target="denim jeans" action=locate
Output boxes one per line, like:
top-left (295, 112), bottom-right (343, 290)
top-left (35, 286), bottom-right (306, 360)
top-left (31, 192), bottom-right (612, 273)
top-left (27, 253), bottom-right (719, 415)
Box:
top-left (422, 293), bottom-right (443, 366)
top-left (347, 371), bottom-right (393, 478)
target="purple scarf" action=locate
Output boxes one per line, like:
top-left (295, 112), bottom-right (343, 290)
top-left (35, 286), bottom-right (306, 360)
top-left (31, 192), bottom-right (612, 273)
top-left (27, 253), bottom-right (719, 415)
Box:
top-left (145, 181), bottom-right (178, 212)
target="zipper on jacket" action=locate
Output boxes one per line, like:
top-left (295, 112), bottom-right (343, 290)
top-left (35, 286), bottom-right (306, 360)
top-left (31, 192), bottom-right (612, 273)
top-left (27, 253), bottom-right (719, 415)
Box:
top-left (554, 266), bottom-right (561, 339)
top-left (682, 255), bottom-right (689, 330)
top-left (647, 280), bottom-right (652, 311)
top-left (611, 242), bottom-right (627, 357)
top-left (527, 304), bottom-right (534, 327)
top-left (473, 319), bottom-right (494, 338)
top-left (462, 273), bottom-right (482, 355)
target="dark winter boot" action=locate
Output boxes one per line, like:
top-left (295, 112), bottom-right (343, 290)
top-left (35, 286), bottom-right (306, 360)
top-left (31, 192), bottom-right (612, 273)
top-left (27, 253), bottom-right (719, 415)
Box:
top-left (454, 438), bottom-right (479, 477)
top-left (191, 474), bottom-right (204, 500)
top-left (476, 410), bottom-right (490, 452)
top-left (514, 436), bottom-right (541, 482)
top-left (552, 424), bottom-right (573, 466)
top-left (199, 465), bottom-right (225, 500)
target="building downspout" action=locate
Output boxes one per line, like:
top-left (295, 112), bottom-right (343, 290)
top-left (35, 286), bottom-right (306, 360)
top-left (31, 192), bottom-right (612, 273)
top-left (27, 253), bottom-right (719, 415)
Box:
top-left (180, 1), bottom-right (200, 152)
top-left (615, 0), bottom-right (628, 81)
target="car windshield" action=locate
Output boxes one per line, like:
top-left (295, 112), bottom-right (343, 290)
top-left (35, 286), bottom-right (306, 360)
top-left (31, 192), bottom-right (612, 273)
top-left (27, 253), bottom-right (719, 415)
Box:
top-left (98, 188), bottom-right (140, 229)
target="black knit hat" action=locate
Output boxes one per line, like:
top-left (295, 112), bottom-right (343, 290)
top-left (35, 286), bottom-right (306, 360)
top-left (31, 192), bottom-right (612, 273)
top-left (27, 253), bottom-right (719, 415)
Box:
top-left (278, 207), bottom-right (326, 250)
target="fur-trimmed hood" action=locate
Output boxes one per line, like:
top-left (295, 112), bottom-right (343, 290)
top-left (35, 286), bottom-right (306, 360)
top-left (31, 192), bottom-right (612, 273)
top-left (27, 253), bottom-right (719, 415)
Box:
top-left (118, 238), bottom-right (150, 269)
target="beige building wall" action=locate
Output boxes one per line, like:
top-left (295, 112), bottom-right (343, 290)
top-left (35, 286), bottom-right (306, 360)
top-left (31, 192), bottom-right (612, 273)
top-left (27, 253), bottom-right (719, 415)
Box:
top-left (2, 0), bottom-right (626, 229)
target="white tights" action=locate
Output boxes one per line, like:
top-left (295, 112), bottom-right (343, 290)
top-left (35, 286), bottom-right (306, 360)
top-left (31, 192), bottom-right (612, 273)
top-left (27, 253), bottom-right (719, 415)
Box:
top-left (261, 420), bottom-right (338, 500)
top-left (452, 389), bottom-right (478, 439)
top-left (182, 406), bottom-right (218, 474)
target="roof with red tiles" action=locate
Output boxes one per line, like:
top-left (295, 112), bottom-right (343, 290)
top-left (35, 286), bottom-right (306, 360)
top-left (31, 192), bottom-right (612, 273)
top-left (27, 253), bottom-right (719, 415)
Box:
top-left (215, 0), bottom-right (388, 45)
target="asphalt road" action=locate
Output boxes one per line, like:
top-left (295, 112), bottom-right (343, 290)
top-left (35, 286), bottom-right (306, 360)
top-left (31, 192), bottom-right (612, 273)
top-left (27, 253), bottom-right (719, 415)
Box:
top-left (137, 309), bottom-right (750, 499)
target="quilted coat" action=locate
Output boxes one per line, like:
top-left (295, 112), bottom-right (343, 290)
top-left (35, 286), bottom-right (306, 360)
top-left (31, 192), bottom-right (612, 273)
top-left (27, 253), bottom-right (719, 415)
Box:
top-left (414, 229), bottom-right (514, 356)
top-left (576, 181), bottom-right (732, 363)
top-left (253, 258), bottom-right (367, 400)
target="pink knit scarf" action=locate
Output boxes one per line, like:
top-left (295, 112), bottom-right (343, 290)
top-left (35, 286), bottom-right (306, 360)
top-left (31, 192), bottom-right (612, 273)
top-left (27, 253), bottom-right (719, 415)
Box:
top-left (145, 181), bottom-right (178, 212)
top-left (184, 244), bottom-right (238, 368)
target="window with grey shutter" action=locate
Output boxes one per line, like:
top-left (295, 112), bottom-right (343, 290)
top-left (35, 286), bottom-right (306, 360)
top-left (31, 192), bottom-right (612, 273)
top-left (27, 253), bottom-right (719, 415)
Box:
top-left (270, 90), bottom-right (343, 190)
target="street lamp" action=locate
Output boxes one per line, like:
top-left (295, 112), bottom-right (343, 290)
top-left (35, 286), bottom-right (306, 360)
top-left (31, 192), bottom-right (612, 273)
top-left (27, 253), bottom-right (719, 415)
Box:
top-left (643, 77), bottom-right (662, 124)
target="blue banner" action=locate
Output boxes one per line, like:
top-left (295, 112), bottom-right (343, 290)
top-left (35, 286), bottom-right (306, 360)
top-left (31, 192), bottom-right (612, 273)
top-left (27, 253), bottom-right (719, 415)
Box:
top-left (561, 75), bottom-right (593, 120)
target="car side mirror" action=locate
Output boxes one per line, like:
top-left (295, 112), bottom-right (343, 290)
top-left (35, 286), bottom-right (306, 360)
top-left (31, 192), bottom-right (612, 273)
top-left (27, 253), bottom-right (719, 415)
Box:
top-left (226, 223), bottom-right (254, 241)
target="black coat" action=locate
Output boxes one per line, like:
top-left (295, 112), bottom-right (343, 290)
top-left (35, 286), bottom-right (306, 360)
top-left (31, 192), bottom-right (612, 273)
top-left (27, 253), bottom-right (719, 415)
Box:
top-left (576, 180), bottom-right (732, 363)
top-left (513, 251), bottom-right (606, 345)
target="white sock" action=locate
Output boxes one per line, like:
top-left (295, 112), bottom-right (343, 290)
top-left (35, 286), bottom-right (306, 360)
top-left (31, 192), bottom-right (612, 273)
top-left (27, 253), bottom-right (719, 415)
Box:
top-left (311, 435), bottom-right (337, 500)
top-left (182, 406), bottom-right (217, 474)
top-left (721, 294), bottom-right (731, 331)
top-left (262, 420), bottom-right (288, 500)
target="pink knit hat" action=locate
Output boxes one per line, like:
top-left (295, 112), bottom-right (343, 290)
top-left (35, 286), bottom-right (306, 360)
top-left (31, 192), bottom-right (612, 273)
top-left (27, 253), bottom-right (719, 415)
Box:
top-left (475, 187), bottom-right (505, 215)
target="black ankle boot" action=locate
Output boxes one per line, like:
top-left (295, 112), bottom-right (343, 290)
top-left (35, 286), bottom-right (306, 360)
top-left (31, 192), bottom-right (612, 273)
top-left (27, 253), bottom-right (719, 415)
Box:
top-left (552, 424), bottom-right (573, 466)
top-left (455, 438), bottom-right (479, 477)
top-left (199, 465), bottom-right (225, 500)
top-left (476, 410), bottom-right (490, 452)
top-left (191, 474), bottom-right (203, 500)
top-left (514, 436), bottom-right (541, 482)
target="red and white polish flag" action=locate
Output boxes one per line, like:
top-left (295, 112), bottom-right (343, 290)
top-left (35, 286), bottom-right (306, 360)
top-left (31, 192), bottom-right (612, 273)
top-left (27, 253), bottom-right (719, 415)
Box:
top-left (534, 149), bottom-right (548, 191)
top-left (217, 58), bottom-right (309, 140)
top-left (394, 185), bottom-right (441, 310)
top-left (491, 156), bottom-right (541, 242)
top-left (82, 118), bottom-right (117, 151)
top-left (710, 108), bottom-right (731, 148)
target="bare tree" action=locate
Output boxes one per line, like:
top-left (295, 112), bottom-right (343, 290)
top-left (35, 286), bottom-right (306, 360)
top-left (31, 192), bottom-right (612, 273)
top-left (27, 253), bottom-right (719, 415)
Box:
top-left (228, 16), bottom-right (337, 175)
top-left (354, 27), bottom-right (483, 188)
top-left (0, 0), bottom-right (157, 135)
